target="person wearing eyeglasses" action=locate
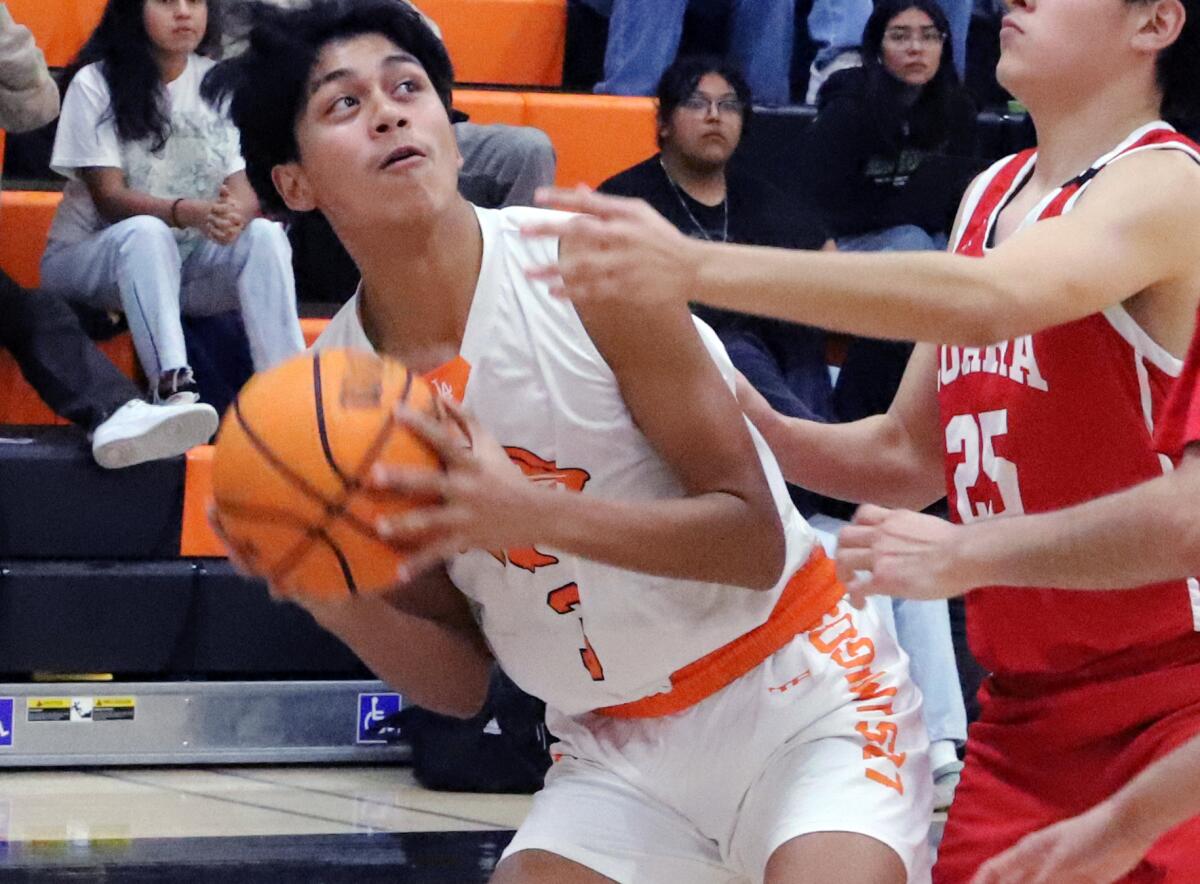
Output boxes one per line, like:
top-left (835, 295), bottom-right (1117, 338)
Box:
top-left (600, 56), bottom-right (833, 516)
top-left (803, 0), bottom-right (980, 258)
top-left (797, 0), bottom-right (981, 485)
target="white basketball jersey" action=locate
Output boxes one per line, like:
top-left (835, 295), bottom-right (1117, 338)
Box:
top-left (315, 205), bottom-right (817, 715)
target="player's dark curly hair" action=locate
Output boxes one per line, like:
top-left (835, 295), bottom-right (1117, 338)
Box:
top-left (202, 0), bottom-right (454, 215)
top-left (1129, 0), bottom-right (1200, 129)
top-left (63, 0), bottom-right (224, 153)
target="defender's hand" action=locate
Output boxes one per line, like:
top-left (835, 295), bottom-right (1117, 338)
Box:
top-left (522, 186), bottom-right (702, 311)
top-left (836, 504), bottom-right (969, 607)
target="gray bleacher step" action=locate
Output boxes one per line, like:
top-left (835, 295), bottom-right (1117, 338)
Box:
top-left (0, 680), bottom-right (408, 766)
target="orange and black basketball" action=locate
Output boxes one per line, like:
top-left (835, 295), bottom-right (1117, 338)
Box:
top-left (211, 348), bottom-right (441, 600)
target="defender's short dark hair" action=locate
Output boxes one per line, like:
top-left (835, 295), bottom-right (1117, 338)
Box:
top-left (1123, 0), bottom-right (1199, 128)
top-left (203, 0), bottom-right (454, 215)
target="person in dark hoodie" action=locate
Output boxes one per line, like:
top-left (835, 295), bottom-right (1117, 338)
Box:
top-left (802, 0), bottom-right (979, 255)
top-left (601, 55), bottom-right (835, 517)
top-left (798, 0), bottom-right (982, 432)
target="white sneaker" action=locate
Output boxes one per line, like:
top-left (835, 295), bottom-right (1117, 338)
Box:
top-left (806, 49), bottom-right (863, 104)
top-left (930, 738), bottom-right (964, 811)
top-left (91, 399), bottom-right (219, 469)
top-left (933, 760), bottom-right (965, 811)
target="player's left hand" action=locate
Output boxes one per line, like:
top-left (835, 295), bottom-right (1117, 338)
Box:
top-left (522, 186), bottom-right (702, 311)
top-left (835, 504), bottom-right (970, 607)
top-left (972, 802), bottom-right (1150, 884)
top-left (371, 396), bottom-right (546, 583)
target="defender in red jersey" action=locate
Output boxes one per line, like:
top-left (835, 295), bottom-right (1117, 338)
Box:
top-left (523, 0), bottom-right (1200, 879)
top-left (825, 308), bottom-right (1200, 884)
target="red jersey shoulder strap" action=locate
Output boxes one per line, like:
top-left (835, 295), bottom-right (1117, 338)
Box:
top-left (954, 149), bottom-right (1037, 256)
top-left (1039, 123), bottom-right (1200, 221)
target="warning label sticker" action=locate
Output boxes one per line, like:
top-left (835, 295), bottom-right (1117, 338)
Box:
top-left (94, 698), bottom-right (135, 722)
top-left (27, 698), bottom-right (71, 722)
top-left (27, 697), bottom-right (135, 722)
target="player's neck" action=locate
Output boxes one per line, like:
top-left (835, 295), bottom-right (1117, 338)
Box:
top-left (352, 197), bottom-right (483, 367)
top-left (660, 151), bottom-right (727, 206)
top-left (1024, 77), bottom-right (1162, 189)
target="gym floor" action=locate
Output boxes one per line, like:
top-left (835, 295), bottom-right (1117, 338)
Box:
top-left (0, 766), bottom-right (947, 881)
top-left (0, 766), bottom-right (530, 882)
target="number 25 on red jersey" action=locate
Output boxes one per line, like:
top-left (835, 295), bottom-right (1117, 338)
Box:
top-left (945, 409), bottom-right (1025, 523)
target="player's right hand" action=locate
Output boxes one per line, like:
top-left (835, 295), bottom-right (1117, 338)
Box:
top-left (972, 801), bottom-right (1151, 884)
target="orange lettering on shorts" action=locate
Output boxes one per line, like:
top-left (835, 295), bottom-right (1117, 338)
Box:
top-left (768, 670), bottom-right (813, 694)
top-left (858, 721), bottom-right (907, 769)
top-left (807, 611), bottom-right (857, 652)
top-left (832, 636), bottom-right (876, 670)
top-left (806, 603), bottom-right (908, 798)
top-left (866, 768), bottom-right (905, 795)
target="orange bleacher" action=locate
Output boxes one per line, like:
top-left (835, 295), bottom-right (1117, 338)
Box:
top-left (523, 92), bottom-right (658, 189)
top-left (425, 0), bottom-right (567, 87)
top-left (7, 0), bottom-right (106, 69)
top-left (0, 189), bottom-right (139, 425)
top-left (455, 90), bottom-right (658, 188)
top-left (9, 0), bottom-right (567, 87)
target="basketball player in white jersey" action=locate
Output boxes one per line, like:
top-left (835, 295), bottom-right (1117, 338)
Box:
top-left (204, 2), bottom-right (933, 882)
top-left (523, 1), bottom-right (1200, 880)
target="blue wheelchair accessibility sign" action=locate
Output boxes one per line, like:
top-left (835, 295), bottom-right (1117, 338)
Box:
top-left (357, 693), bottom-right (401, 744)
top-left (0, 699), bottom-right (13, 748)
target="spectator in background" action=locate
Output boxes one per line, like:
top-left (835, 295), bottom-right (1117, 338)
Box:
top-left (578, 0), bottom-right (794, 106)
top-left (600, 56), bottom-right (833, 515)
top-left (0, 1), bottom-right (217, 467)
top-left (803, 0), bottom-right (979, 254)
top-left (801, 0), bottom-right (981, 452)
top-left (40, 0), bottom-right (304, 405)
top-left (806, 0), bottom-right (975, 104)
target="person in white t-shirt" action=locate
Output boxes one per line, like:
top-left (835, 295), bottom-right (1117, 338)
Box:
top-left (206, 3), bottom-right (932, 883)
top-left (40, 0), bottom-right (304, 405)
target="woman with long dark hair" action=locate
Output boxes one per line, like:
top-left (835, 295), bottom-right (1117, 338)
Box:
top-left (801, 0), bottom-right (979, 254)
top-left (41, 0), bottom-right (303, 404)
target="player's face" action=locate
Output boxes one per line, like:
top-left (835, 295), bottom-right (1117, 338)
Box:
top-left (143, 0), bottom-right (207, 58)
top-left (279, 33), bottom-right (462, 230)
top-left (996, 0), bottom-right (1150, 107)
top-left (880, 8), bottom-right (944, 88)
top-left (660, 73), bottom-right (744, 169)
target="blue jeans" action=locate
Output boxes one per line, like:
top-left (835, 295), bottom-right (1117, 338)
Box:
top-left (579, 0), bottom-right (794, 106)
top-left (808, 0), bottom-right (972, 78)
top-left (938, 0), bottom-right (972, 79)
top-left (807, 0), bottom-right (872, 70)
top-left (837, 224), bottom-right (947, 254)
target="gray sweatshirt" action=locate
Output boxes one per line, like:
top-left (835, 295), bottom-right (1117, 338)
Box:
top-left (0, 2), bottom-right (59, 138)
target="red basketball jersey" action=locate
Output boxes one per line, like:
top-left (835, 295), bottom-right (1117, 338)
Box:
top-left (939, 122), bottom-right (1200, 677)
top-left (1154, 304), bottom-right (1200, 460)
